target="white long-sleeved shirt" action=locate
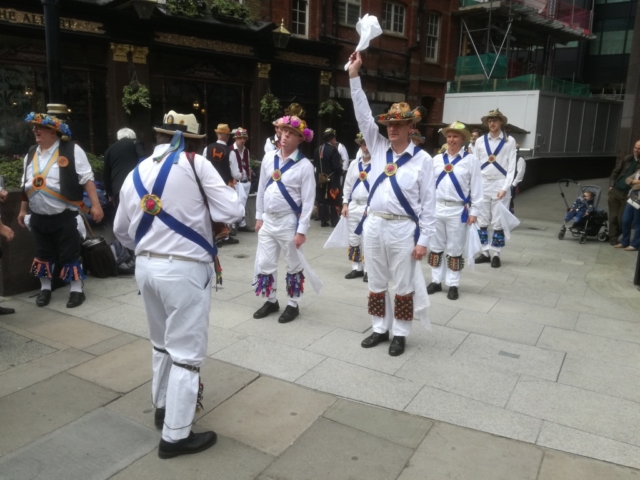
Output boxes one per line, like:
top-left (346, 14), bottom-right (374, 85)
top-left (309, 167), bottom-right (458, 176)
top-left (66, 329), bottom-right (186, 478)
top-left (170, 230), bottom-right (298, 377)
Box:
top-left (355, 149), bottom-right (363, 162)
top-left (263, 134), bottom-right (279, 153)
top-left (343, 157), bottom-right (371, 204)
top-left (114, 144), bottom-right (243, 262)
top-left (231, 145), bottom-right (250, 181)
top-left (336, 142), bottom-right (350, 172)
top-left (512, 155), bottom-right (526, 187)
top-left (432, 149), bottom-right (483, 217)
top-left (472, 132), bottom-right (517, 191)
top-left (350, 76), bottom-right (436, 247)
top-left (256, 148), bottom-right (315, 235)
top-left (22, 139), bottom-right (94, 215)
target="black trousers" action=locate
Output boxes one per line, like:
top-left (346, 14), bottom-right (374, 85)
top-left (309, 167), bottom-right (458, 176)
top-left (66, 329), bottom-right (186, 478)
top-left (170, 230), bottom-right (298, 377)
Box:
top-left (317, 185), bottom-right (341, 226)
top-left (30, 210), bottom-right (81, 266)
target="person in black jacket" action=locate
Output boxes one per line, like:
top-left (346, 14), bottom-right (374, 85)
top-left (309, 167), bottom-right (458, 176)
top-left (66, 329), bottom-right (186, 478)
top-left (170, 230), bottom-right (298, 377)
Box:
top-left (314, 129), bottom-right (343, 227)
top-left (104, 128), bottom-right (146, 208)
top-left (608, 140), bottom-right (640, 245)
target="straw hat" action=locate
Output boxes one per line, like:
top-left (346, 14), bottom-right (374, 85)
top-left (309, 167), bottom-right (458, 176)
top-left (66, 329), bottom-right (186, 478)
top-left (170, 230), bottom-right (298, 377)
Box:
top-left (409, 128), bottom-right (425, 144)
top-left (285, 103), bottom-right (306, 118)
top-left (154, 110), bottom-right (205, 139)
top-left (377, 102), bottom-right (422, 125)
top-left (273, 115), bottom-right (314, 143)
top-left (233, 127), bottom-right (248, 139)
top-left (323, 128), bottom-right (336, 140)
top-left (25, 112), bottom-right (72, 140)
top-left (481, 108), bottom-right (508, 127)
top-left (355, 132), bottom-right (365, 145)
top-left (440, 121), bottom-right (471, 143)
top-left (214, 124), bottom-right (231, 134)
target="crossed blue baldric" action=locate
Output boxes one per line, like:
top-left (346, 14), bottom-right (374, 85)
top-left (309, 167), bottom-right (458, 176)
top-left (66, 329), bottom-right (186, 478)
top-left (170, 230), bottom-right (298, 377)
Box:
top-left (435, 151), bottom-right (471, 223)
top-left (348, 161), bottom-right (371, 203)
top-left (481, 135), bottom-right (507, 176)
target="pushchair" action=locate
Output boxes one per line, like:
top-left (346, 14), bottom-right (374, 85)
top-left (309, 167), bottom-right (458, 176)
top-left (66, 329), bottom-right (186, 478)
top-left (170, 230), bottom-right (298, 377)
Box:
top-left (557, 179), bottom-right (609, 244)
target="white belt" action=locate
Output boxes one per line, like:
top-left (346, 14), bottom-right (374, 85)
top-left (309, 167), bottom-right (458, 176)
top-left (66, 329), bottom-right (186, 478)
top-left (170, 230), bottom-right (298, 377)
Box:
top-left (139, 251), bottom-right (207, 264)
top-left (437, 199), bottom-right (465, 206)
top-left (265, 211), bottom-right (295, 219)
top-left (370, 211), bottom-right (413, 221)
top-left (351, 198), bottom-right (368, 205)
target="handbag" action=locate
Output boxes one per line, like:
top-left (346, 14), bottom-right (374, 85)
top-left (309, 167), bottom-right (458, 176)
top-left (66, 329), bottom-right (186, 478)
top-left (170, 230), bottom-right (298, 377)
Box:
top-left (627, 195), bottom-right (640, 210)
top-left (317, 145), bottom-right (331, 185)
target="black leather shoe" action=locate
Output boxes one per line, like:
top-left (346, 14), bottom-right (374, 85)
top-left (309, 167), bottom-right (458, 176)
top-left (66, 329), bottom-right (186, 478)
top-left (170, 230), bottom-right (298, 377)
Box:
top-left (361, 331), bottom-right (389, 348)
top-left (363, 273), bottom-right (368, 283)
top-left (217, 237), bottom-right (239, 246)
top-left (475, 254), bottom-right (491, 264)
top-left (238, 225), bottom-right (254, 233)
top-left (491, 256), bottom-right (501, 268)
top-left (158, 431), bottom-right (217, 459)
top-left (345, 270), bottom-right (364, 279)
top-left (426, 282), bottom-right (442, 295)
top-left (66, 291), bottom-right (86, 308)
top-left (253, 300), bottom-right (280, 319)
top-left (278, 305), bottom-right (299, 323)
top-left (447, 286), bottom-right (459, 300)
top-left (0, 306), bottom-right (15, 315)
top-left (389, 336), bottom-right (406, 356)
top-left (321, 222), bottom-right (331, 227)
top-left (36, 289), bottom-right (52, 307)
top-left (229, 225), bottom-right (237, 236)
top-left (155, 408), bottom-right (165, 429)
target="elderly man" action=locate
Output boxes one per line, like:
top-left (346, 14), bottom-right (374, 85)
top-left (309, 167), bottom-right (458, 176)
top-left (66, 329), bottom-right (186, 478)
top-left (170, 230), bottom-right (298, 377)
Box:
top-left (115, 111), bottom-right (243, 459)
top-left (427, 122), bottom-right (482, 300)
top-left (608, 140), bottom-right (640, 245)
top-left (18, 111), bottom-right (104, 308)
top-left (342, 132), bottom-right (371, 281)
top-left (104, 127), bottom-right (146, 208)
top-left (473, 109), bottom-right (516, 268)
top-left (231, 127), bottom-right (254, 232)
top-left (253, 114), bottom-right (316, 324)
top-left (349, 51), bottom-right (436, 357)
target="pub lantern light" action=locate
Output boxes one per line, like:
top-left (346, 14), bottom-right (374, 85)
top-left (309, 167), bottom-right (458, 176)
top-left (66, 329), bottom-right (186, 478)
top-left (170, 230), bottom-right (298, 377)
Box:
top-left (132, 0), bottom-right (166, 20)
top-left (272, 19), bottom-right (291, 49)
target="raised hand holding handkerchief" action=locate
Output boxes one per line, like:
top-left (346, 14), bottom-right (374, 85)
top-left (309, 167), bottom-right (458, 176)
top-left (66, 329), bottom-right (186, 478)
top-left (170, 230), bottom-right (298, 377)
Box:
top-left (344, 14), bottom-right (383, 70)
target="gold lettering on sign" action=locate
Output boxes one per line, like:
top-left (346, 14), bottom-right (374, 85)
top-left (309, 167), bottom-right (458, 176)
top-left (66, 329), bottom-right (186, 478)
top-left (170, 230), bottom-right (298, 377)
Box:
top-left (276, 51), bottom-right (330, 67)
top-left (131, 46), bottom-right (149, 65)
top-left (0, 8), bottom-right (105, 33)
top-left (155, 33), bottom-right (253, 56)
top-left (257, 63), bottom-right (271, 79)
top-left (111, 43), bottom-right (131, 63)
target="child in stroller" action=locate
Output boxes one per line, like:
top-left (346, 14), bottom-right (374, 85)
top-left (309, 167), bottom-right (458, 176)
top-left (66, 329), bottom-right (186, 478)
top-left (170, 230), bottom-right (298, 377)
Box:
top-left (564, 190), bottom-right (595, 230)
top-left (557, 181), bottom-right (609, 244)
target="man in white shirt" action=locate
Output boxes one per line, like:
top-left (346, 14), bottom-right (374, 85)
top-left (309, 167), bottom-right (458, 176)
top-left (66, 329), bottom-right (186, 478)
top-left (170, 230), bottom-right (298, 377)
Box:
top-left (18, 111), bottom-right (104, 309)
top-left (427, 122), bottom-right (483, 300)
top-left (349, 52), bottom-right (436, 357)
top-left (472, 109), bottom-right (517, 268)
top-left (342, 132), bottom-right (371, 281)
top-left (114, 111), bottom-right (243, 459)
top-left (253, 114), bottom-right (316, 324)
top-left (231, 127), bottom-right (254, 232)
top-left (510, 144), bottom-right (526, 214)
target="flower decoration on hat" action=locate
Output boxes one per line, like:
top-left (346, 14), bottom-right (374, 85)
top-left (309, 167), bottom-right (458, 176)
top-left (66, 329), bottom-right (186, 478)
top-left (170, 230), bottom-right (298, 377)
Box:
top-left (234, 127), bottom-right (248, 139)
top-left (377, 102), bottom-right (422, 125)
top-left (273, 115), bottom-right (314, 143)
top-left (25, 112), bottom-right (72, 138)
top-left (355, 132), bottom-right (365, 145)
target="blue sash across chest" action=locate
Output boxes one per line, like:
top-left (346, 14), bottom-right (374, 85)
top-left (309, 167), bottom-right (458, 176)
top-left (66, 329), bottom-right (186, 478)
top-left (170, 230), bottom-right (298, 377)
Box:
top-left (436, 152), bottom-right (470, 223)
top-left (481, 135), bottom-right (507, 176)
top-left (349, 161), bottom-right (371, 203)
top-left (265, 152), bottom-right (305, 215)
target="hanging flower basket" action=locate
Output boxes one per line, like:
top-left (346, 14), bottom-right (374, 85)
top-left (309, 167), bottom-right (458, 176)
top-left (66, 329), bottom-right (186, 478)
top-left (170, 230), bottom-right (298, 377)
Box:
top-left (318, 99), bottom-right (345, 119)
top-left (122, 81), bottom-right (152, 115)
top-left (166, 0), bottom-right (206, 18)
top-left (260, 93), bottom-right (282, 123)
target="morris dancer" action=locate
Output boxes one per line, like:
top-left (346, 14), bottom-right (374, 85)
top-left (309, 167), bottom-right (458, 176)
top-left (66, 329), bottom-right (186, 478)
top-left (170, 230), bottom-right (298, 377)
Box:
top-left (18, 110), bottom-right (104, 308)
top-left (426, 122), bottom-right (482, 300)
top-left (253, 114), bottom-right (316, 324)
top-left (349, 52), bottom-right (436, 357)
top-left (473, 109), bottom-right (516, 268)
top-left (114, 111), bottom-right (243, 459)
top-left (342, 132), bottom-right (371, 281)
top-left (409, 128), bottom-right (425, 148)
top-left (231, 127), bottom-right (254, 232)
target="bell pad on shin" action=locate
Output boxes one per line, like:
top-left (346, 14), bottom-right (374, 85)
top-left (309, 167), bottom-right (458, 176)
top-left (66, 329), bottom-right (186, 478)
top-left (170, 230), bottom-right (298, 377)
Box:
top-left (368, 291), bottom-right (386, 317)
top-left (446, 255), bottom-right (465, 271)
top-left (394, 293), bottom-right (414, 321)
top-left (427, 251), bottom-right (443, 268)
top-left (478, 227), bottom-right (489, 245)
top-left (491, 229), bottom-right (505, 248)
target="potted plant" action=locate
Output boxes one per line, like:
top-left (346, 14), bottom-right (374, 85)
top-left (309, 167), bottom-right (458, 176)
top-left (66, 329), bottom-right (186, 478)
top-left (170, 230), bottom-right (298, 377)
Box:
top-left (122, 80), bottom-right (152, 115)
top-left (260, 93), bottom-right (282, 123)
top-left (210, 0), bottom-right (251, 23)
top-left (318, 99), bottom-right (345, 119)
top-left (166, 0), bottom-right (206, 17)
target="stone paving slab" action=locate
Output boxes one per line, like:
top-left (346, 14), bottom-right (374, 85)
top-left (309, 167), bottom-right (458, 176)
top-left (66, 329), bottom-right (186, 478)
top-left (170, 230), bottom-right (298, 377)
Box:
top-left (489, 298), bottom-right (578, 330)
top-left (575, 312), bottom-right (640, 344)
top-left (84, 304), bottom-right (150, 338)
top-left (232, 317), bottom-right (335, 349)
top-left (83, 333), bottom-right (138, 356)
top-left (446, 309), bottom-right (544, 346)
top-left (0, 408), bottom-right (157, 480)
top-left (538, 450), bottom-right (640, 480)
top-left (0, 327), bottom-right (57, 373)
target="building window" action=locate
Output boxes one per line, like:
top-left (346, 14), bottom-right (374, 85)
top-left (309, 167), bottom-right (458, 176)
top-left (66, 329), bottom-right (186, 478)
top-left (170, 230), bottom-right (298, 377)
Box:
top-left (292, 0), bottom-right (308, 38)
top-left (338, 0), bottom-right (361, 26)
top-left (382, 2), bottom-right (405, 35)
top-left (425, 13), bottom-right (440, 62)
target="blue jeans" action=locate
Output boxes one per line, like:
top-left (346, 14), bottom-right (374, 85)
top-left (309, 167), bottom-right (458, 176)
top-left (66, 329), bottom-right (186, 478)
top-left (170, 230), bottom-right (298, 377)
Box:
top-left (621, 203), bottom-right (640, 248)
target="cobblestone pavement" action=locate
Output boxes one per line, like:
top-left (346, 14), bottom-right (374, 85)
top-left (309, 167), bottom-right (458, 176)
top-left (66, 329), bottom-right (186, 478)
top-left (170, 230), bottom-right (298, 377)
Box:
top-left (1, 178), bottom-right (639, 479)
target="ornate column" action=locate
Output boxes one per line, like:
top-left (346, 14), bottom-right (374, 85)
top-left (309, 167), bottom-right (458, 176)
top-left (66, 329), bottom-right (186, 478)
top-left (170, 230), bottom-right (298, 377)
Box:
top-left (252, 63), bottom-right (272, 157)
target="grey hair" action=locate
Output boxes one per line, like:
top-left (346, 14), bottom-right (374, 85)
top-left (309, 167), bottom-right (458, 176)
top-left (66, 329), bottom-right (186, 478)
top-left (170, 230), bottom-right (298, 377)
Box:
top-left (117, 128), bottom-right (136, 140)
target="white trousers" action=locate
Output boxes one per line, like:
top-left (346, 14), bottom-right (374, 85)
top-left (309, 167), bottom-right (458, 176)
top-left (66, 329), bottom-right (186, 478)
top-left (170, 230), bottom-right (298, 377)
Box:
top-left (136, 256), bottom-right (213, 442)
top-left (429, 204), bottom-right (467, 287)
top-left (348, 201), bottom-right (367, 271)
top-left (363, 215), bottom-right (415, 337)
top-left (477, 178), bottom-right (511, 254)
top-left (256, 212), bottom-right (304, 301)
top-left (235, 181), bottom-right (251, 227)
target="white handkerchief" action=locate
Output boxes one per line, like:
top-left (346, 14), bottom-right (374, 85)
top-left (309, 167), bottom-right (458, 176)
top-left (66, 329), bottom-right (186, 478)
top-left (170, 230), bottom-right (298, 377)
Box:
top-left (344, 14), bottom-right (383, 70)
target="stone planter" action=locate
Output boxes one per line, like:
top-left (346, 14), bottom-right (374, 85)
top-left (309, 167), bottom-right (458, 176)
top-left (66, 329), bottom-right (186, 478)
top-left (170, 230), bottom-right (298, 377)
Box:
top-left (1, 189), bottom-right (39, 296)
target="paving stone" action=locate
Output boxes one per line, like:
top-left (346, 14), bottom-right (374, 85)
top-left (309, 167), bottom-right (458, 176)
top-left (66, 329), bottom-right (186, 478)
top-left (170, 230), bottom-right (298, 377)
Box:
top-left (198, 376), bottom-right (335, 456)
top-left (212, 336), bottom-right (325, 382)
top-left (109, 435), bottom-right (274, 480)
top-left (260, 417), bottom-right (413, 480)
top-left (298, 297), bottom-right (373, 332)
top-left (428, 290), bottom-right (499, 313)
top-left (82, 276), bottom-right (140, 298)
top-left (453, 333), bottom-right (565, 381)
top-left (537, 422), bottom-right (640, 471)
top-left (558, 355), bottom-right (640, 403)
top-left (232, 317), bottom-right (335, 349)
top-left (405, 323), bottom-right (470, 353)
top-left (0, 373), bottom-right (118, 456)
top-left (489, 299), bottom-right (578, 330)
top-left (480, 283), bottom-right (560, 308)
top-left (0, 408), bottom-right (157, 480)
top-left (42, 292), bottom-right (123, 320)
top-left (0, 299), bottom-right (73, 331)
top-left (397, 422), bottom-right (543, 480)
top-left (323, 399), bottom-right (432, 448)
top-left (207, 325), bottom-right (246, 355)
top-left (404, 386), bottom-right (542, 443)
top-left (527, 258), bottom-right (594, 275)
top-left (0, 327), bottom-right (57, 373)
top-left (209, 298), bottom-right (258, 329)
top-left (395, 349), bottom-right (519, 407)
top-left (305, 328), bottom-right (419, 375)
top-left (427, 301), bottom-right (461, 325)
top-left (108, 358), bottom-right (258, 430)
top-left (538, 449), bottom-right (640, 480)
top-left (210, 279), bottom-right (257, 302)
top-left (447, 309), bottom-right (544, 346)
top-left (537, 327), bottom-right (640, 367)
top-left (511, 275), bottom-right (587, 296)
top-left (520, 246), bottom-right (579, 262)
top-left (507, 376), bottom-right (640, 447)
top-left (0, 348), bottom-right (93, 399)
top-left (85, 304), bottom-right (150, 338)
top-left (555, 292), bottom-right (639, 323)
top-left (110, 289), bottom-right (145, 309)
top-left (68, 338), bottom-right (152, 393)
top-left (576, 313), bottom-right (640, 344)
top-left (21, 313), bottom-right (121, 350)
top-left (296, 358), bottom-right (423, 411)
top-left (83, 333), bottom-right (138, 356)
